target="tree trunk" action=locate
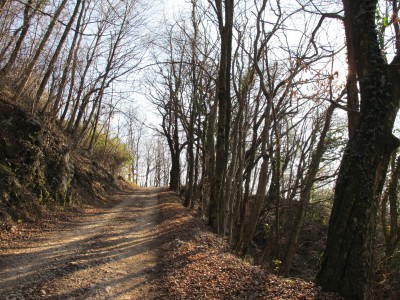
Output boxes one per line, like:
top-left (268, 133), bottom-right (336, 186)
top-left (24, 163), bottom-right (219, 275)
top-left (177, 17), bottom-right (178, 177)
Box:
top-left (281, 103), bottom-right (335, 276)
top-left (65, 25), bottom-right (103, 131)
top-left (0, 0), bottom-right (9, 13)
top-left (0, 0), bottom-right (34, 76)
top-left (316, 1), bottom-right (400, 298)
top-left (209, 0), bottom-right (234, 234)
top-left (169, 113), bottom-right (181, 192)
top-left (234, 114), bottom-right (269, 255)
top-left (206, 99), bottom-right (217, 224)
top-left (59, 28), bottom-right (84, 124)
top-left (34, 0), bottom-right (82, 112)
top-left (344, 5), bottom-right (359, 140)
top-left (184, 118), bottom-right (195, 207)
top-left (170, 151), bottom-right (181, 191)
top-left (232, 94), bottom-right (261, 249)
top-left (51, 0), bottom-right (85, 118)
top-left (15, 0), bottom-right (68, 103)
top-left (381, 154), bottom-right (400, 257)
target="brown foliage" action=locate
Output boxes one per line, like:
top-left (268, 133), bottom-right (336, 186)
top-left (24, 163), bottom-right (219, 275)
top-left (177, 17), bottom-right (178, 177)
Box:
top-left (155, 191), bottom-right (342, 300)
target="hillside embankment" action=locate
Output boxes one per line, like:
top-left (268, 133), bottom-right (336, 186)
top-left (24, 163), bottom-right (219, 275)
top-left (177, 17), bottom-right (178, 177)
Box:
top-left (0, 98), bottom-right (128, 230)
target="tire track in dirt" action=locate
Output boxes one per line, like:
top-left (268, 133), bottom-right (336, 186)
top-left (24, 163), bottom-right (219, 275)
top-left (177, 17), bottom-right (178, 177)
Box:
top-left (0, 187), bottom-right (163, 300)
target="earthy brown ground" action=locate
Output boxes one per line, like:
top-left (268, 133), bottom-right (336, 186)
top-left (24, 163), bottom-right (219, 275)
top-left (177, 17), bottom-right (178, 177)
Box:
top-left (0, 188), bottom-right (162, 300)
top-left (0, 188), bottom-right (342, 300)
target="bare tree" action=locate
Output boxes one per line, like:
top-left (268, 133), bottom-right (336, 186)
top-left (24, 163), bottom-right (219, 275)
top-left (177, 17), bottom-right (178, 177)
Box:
top-left (316, 0), bottom-right (400, 298)
top-left (207, 0), bottom-right (234, 234)
top-left (15, 0), bottom-right (68, 104)
top-left (34, 0), bottom-right (83, 113)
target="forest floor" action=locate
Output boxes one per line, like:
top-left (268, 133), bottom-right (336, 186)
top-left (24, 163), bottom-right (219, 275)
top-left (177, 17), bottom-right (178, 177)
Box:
top-left (0, 188), bottom-right (342, 300)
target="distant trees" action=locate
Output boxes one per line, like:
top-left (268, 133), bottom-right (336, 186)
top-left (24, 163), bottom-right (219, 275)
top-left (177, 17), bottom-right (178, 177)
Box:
top-left (148, 29), bottom-right (185, 191)
top-left (124, 109), bottom-right (144, 184)
top-left (139, 136), bottom-right (170, 187)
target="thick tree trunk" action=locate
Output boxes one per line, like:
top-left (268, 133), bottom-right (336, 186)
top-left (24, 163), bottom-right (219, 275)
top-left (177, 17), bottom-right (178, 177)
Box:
top-left (184, 123), bottom-right (194, 207)
top-left (316, 110), bottom-right (399, 298)
top-left (169, 114), bottom-right (181, 192)
top-left (343, 4), bottom-right (359, 140)
top-left (316, 1), bottom-right (400, 298)
top-left (209, 0), bottom-right (234, 234)
top-left (170, 151), bottom-right (180, 191)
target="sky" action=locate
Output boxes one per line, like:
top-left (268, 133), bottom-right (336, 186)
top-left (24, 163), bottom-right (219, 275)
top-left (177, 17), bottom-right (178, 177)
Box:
top-left (129, 0), bottom-right (190, 128)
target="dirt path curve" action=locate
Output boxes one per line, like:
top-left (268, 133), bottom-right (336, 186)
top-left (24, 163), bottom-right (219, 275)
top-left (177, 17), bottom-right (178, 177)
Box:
top-left (0, 188), bottom-right (163, 300)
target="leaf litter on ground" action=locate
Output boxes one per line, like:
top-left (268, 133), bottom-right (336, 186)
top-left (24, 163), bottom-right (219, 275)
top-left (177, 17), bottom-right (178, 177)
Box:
top-left (155, 190), bottom-right (343, 300)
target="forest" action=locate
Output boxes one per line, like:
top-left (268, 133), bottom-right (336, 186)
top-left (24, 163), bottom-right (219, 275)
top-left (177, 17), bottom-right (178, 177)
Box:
top-left (0, 0), bottom-right (400, 299)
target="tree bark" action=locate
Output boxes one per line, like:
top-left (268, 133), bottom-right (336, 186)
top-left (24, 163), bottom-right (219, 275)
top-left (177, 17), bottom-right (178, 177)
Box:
top-left (162, 110), bottom-right (181, 192)
top-left (234, 113), bottom-right (270, 255)
top-left (51, 0), bottom-right (86, 118)
top-left (184, 1), bottom-right (198, 207)
top-left (15, 0), bottom-right (68, 103)
top-left (0, 0), bottom-right (34, 76)
top-left (381, 154), bottom-right (400, 257)
top-left (316, 1), bottom-right (400, 298)
top-left (343, 3), bottom-right (360, 140)
top-left (208, 0), bottom-right (234, 234)
top-left (0, 0), bottom-right (8, 13)
top-left (281, 103), bottom-right (335, 276)
top-left (34, 0), bottom-right (82, 112)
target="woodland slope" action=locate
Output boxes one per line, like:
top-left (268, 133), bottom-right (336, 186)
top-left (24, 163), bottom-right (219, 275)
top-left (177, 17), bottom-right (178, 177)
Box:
top-left (0, 98), bottom-right (127, 229)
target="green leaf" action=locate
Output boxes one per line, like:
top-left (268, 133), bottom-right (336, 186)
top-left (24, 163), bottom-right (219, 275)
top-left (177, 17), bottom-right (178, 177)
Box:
top-left (383, 16), bottom-right (389, 27)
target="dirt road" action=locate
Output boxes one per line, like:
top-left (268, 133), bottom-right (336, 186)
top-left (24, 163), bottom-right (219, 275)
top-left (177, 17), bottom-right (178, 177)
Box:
top-left (0, 188), bottom-right (163, 300)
